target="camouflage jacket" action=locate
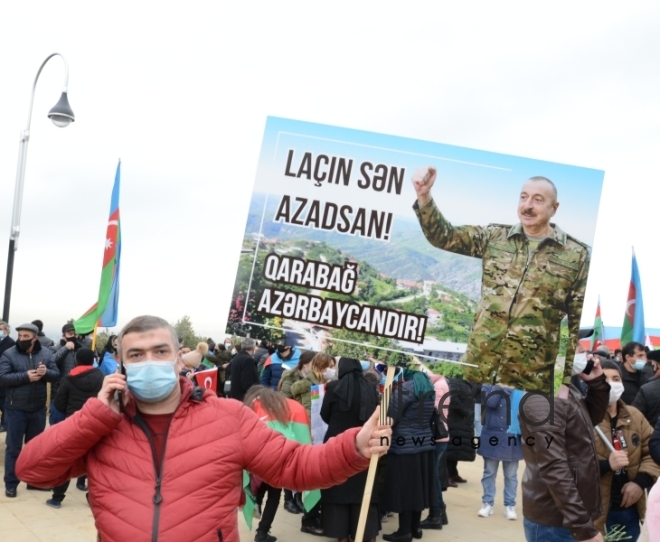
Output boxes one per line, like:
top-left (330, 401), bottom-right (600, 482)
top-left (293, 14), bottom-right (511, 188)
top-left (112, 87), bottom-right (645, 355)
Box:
top-left (414, 198), bottom-right (590, 393)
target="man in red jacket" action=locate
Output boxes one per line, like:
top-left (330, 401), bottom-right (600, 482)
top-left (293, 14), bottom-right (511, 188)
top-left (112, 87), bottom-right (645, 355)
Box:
top-left (16, 315), bottom-right (391, 542)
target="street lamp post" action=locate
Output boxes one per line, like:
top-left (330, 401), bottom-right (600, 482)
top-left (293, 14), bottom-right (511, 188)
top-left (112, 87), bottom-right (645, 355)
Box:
top-left (3, 53), bottom-right (75, 323)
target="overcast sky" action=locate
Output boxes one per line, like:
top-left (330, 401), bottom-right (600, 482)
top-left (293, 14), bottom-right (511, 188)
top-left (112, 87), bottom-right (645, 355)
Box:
top-left (0, 1), bottom-right (658, 341)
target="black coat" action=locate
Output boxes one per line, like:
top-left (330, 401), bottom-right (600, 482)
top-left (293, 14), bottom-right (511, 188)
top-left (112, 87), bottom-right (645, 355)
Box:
top-left (619, 361), bottom-right (654, 405)
top-left (320, 368), bottom-right (380, 504)
top-left (0, 341), bottom-right (59, 412)
top-left (633, 376), bottom-right (660, 428)
top-left (0, 336), bottom-right (16, 400)
top-left (651, 415), bottom-right (660, 465)
top-left (445, 377), bottom-right (476, 463)
top-left (387, 379), bottom-right (435, 455)
top-left (54, 367), bottom-right (104, 416)
top-left (227, 350), bottom-right (259, 402)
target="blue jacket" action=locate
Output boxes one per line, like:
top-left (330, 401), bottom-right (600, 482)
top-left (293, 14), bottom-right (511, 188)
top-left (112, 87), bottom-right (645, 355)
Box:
top-left (387, 379), bottom-right (435, 454)
top-left (0, 342), bottom-right (59, 412)
top-left (260, 348), bottom-right (300, 390)
top-left (99, 352), bottom-right (118, 376)
top-left (478, 385), bottom-right (524, 462)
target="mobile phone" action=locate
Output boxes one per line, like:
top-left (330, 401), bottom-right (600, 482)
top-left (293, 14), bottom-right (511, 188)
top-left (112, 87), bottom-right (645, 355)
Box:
top-left (113, 363), bottom-right (126, 406)
top-left (583, 359), bottom-right (595, 375)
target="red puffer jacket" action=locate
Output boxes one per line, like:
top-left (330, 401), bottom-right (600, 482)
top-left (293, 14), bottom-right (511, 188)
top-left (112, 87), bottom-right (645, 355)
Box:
top-left (16, 377), bottom-right (369, 542)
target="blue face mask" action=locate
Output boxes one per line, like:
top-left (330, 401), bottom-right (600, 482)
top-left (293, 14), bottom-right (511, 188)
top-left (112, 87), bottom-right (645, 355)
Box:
top-left (360, 361), bottom-right (371, 371)
top-left (125, 360), bottom-right (178, 403)
top-left (633, 360), bottom-right (647, 371)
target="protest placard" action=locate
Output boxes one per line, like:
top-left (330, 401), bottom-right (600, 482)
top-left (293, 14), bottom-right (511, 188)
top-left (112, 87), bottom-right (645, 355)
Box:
top-left (226, 117), bottom-right (605, 391)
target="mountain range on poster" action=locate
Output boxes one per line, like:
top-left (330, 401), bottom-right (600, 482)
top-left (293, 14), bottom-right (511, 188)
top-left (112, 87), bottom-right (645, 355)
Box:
top-left (245, 192), bottom-right (483, 301)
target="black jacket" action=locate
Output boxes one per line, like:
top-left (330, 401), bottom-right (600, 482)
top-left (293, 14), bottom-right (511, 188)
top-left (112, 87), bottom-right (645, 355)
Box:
top-left (387, 379), bottom-right (435, 455)
top-left (321, 363), bottom-right (380, 503)
top-left (632, 375), bottom-right (660, 427)
top-left (54, 366), bottom-right (105, 416)
top-left (651, 415), bottom-right (660, 465)
top-left (445, 377), bottom-right (477, 463)
top-left (50, 339), bottom-right (84, 398)
top-left (227, 350), bottom-right (259, 402)
top-left (0, 335), bottom-right (16, 400)
top-left (0, 341), bottom-right (59, 412)
top-left (619, 361), bottom-right (654, 405)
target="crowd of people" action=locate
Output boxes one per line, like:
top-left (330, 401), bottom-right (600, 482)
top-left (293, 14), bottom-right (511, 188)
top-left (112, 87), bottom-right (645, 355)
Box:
top-left (1, 317), bottom-right (660, 541)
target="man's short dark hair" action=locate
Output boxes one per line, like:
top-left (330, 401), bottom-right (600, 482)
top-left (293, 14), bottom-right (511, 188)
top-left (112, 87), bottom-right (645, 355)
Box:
top-left (622, 341), bottom-right (644, 361)
top-left (31, 320), bottom-right (44, 332)
top-left (117, 316), bottom-right (179, 358)
top-left (647, 350), bottom-right (660, 363)
top-left (601, 360), bottom-right (622, 378)
top-left (527, 176), bottom-right (558, 202)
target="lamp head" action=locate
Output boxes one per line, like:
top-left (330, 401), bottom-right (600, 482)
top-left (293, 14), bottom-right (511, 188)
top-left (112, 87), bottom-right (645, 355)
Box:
top-left (48, 91), bottom-right (75, 128)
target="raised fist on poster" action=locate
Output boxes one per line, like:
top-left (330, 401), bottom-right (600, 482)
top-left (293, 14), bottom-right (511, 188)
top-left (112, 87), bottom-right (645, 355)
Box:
top-left (411, 166), bottom-right (437, 207)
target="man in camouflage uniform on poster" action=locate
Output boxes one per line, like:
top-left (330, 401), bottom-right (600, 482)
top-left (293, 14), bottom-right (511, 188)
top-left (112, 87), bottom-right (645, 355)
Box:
top-left (412, 167), bottom-right (590, 394)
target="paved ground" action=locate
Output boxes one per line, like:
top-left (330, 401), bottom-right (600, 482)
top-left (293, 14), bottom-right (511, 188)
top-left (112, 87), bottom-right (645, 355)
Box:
top-left (0, 431), bottom-right (526, 541)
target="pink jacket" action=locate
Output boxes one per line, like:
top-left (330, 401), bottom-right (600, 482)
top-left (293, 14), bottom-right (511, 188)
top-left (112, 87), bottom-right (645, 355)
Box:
top-left (428, 373), bottom-right (450, 443)
top-left (16, 378), bottom-right (369, 542)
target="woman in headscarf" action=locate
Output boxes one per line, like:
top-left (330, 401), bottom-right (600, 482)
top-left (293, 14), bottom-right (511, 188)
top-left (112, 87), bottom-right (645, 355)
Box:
top-left (320, 357), bottom-right (381, 542)
top-left (382, 367), bottom-right (436, 542)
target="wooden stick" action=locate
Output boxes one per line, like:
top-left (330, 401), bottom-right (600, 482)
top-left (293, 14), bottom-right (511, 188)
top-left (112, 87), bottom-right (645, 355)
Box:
top-left (354, 365), bottom-right (396, 542)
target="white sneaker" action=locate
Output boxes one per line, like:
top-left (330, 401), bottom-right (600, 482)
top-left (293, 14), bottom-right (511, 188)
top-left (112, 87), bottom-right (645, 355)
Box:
top-left (505, 506), bottom-right (517, 520)
top-left (478, 503), bottom-right (494, 517)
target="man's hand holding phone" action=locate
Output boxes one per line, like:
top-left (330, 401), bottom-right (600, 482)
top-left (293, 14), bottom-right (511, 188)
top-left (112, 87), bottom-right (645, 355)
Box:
top-left (98, 371), bottom-right (128, 414)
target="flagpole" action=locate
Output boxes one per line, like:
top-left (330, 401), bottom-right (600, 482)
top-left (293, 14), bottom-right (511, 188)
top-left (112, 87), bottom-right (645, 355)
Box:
top-left (354, 365), bottom-right (396, 542)
top-left (91, 322), bottom-right (99, 351)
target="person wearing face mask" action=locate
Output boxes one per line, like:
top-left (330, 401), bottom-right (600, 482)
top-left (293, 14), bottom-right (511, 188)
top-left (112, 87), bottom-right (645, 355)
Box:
top-left (261, 344), bottom-right (301, 391)
top-left (0, 323), bottom-right (59, 498)
top-left (632, 350), bottom-right (660, 428)
top-left (520, 335), bottom-right (610, 542)
top-left (14, 315), bottom-right (392, 542)
top-left (618, 342), bottom-right (654, 405)
top-left (278, 349), bottom-right (316, 514)
top-left (320, 357), bottom-right (381, 542)
top-left (0, 321), bottom-right (16, 433)
top-left (49, 323), bottom-right (85, 426)
top-left (290, 352), bottom-right (337, 536)
top-left (291, 353), bottom-right (336, 420)
top-left (279, 350), bottom-right (316, 400)
top-left (278, 350), bottom-right (317, 515)
top-left (593, 360), bottom-right (660, 541)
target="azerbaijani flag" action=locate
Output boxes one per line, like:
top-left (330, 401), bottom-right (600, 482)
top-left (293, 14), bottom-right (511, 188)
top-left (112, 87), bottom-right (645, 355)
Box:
top-left (242, 399), bottom-right (320, 529)
top-left (74, 161), bottom-right (121, 334)
top-left (591, 296), bottom-right (604, 350)
top-left (621, 251), bottom-right (645, 345)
